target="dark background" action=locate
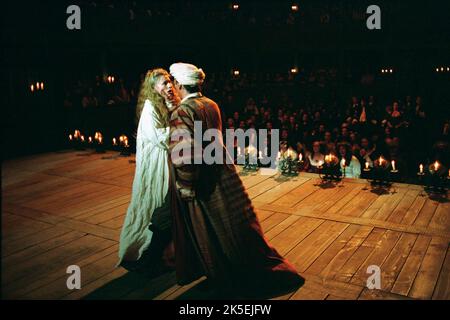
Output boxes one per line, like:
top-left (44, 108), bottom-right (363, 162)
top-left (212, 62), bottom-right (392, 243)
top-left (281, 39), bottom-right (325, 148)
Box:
top-left (3, 0), bottom-right (450, 159)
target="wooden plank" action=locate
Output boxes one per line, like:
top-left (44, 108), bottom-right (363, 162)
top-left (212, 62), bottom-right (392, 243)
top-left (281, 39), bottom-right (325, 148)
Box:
top-left (408, 237), bottom-right (448, 299)
top-left (391, 235), bottom-right (432, 296)
top-left (55, 219), bottom-right (120, 241)
top-left (260, 212), bottom-right (291, 234)
top-left (254, 208), bottom-right (276, 222)
top-left (341, 188), bottom-right (380, 218)
top-left (2, 203), bottom-right (68, 225)
top-left (2, 236), bottom-right (116, 298)
top-left (414, 199), bottom-right (439, 227)
top-left (269, 217), bottom-right (324, 256)
top-left (252, 177), bottom-right (309, 205)
top-left (349, 230), bottom-right (402, 286)
top-left (99, 215), bottom-right (126, 230)
top-left (318, 225), bottom-right (374, 280)
top-left (246, 176), bottom-right (283, 199)
top-left (24, 245), bottom-right (121, 299)
top-left (386, 189), bottom-right (421, 224)
top-left (63, 268), bottom-right (128, 300)
top-left (333, 228), bottom-right (385, 283)
top-left (301, 274), bottom-right (364, 299)
top-left (67, 193), bottom-right (131, 219)
top-left (432, 247), bottom-right (450, 300)
top-left (265, 214), bottom-right (301, 241)
top-left (261, 203), bottom-right (450, 240)
top-left (2, 230), bottom-right (86, 268)
top-left (314, 183), bottom-right (360, 213)
top-left (79, 202), bottom-right (129, 225)
top-left (428, 201), bottom-right (450, 231)
top-left (1, 213), bottom-right (54, 242)
top-left (271, 179), bottom-right (321, 208)
top-left (358, 288), bottom-right (414, 300)
top-left (2, 225), bottom-right (74, 257)
top-left (286, 221), bottom-right (349, 272)
top-left (306, 224), bottom-right (363, 276)
top-left (379, 233), bottom-right (418, 292)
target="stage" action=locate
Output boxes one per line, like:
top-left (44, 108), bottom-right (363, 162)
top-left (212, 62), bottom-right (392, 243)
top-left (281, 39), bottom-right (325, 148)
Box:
top-left (2, 150), bottom-right (449, 300)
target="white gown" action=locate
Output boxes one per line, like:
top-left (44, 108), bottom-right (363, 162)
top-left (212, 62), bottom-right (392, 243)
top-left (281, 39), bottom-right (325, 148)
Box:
top-left (117, 99), bottom-right (170, 265)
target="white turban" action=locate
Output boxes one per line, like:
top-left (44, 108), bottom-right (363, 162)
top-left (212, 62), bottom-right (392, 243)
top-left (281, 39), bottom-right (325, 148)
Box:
top-left (170, 62), bottom-right (205, 86)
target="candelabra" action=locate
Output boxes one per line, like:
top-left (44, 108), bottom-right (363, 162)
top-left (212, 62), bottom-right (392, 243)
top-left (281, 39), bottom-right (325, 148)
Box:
top-left (417, 161), bottom-right (449, 194)
top-left (364, 157), bottom-right (398, 187)
top-left (277, 149), bottom-right (300, 176)
top-left (318, 154), bottom-right (342, 182)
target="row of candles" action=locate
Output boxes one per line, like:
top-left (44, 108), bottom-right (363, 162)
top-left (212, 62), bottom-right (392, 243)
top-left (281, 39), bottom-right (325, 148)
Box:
top-left (69, 130), bottom-right (130, 148)
top-left (30, 82), bottom-right (45, 92)
top-left (236, 147), bottom-right (449, 178)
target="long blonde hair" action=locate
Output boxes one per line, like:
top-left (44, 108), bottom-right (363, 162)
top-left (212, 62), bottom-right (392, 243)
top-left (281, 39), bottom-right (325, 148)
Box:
top-left (136, 68), bottom-right (170, 128)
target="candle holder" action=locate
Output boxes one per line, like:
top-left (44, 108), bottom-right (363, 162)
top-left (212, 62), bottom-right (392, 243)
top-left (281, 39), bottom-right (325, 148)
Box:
top-left (118, 135), bottom-right (131, 156)
top-left (243, 147), bottom-right (259, 172)
top-left (70, 130), bottom-right (86, 150)
top-left (365, 157), bottom-right (396, 187)
top-left (318, 155), bottom-right (342, 182)
top-left (93, 132), bottom-right (106, 153)
top-left (417, 162), bottom-right (449, 195)
top-left (277, 149), bottom-right (299, 176)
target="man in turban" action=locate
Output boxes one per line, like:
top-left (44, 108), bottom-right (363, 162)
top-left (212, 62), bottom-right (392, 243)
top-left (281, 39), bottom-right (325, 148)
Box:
top-left (168, 62), bottom-right (304, 298)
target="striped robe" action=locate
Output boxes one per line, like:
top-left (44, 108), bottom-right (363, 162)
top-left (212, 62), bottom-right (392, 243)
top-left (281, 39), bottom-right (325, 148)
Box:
top-left (169, 92), bottom-right (304, 297)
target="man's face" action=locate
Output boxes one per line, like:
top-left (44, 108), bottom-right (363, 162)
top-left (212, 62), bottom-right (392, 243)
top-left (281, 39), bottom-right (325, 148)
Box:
top-left (171, 78), bottom-right (184, 99)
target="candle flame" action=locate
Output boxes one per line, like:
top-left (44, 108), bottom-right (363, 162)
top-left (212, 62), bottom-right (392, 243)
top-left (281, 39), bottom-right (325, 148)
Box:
top-left (30, 84), bottom-right (34, 92)
top-left (41, 82), bottom-right (44, 90)
top-left (81, 135), bottom-right (85, 142)
top-left (433, 161), bottom-right (439, 171)
top-left (113, 138), bottom-right (117, 145)
top-left (419, 164), bottom-right (424, 173)
top-left (391, 160), bottom-right (396, 171)
top-left (88, 136), bottom-right (92, 143)
top-left (36, 82), bottom-right (40, 90)
top-left (69, 134), bottom-right (73, 140)
top-left (365, 161), bottom-right (369, 169)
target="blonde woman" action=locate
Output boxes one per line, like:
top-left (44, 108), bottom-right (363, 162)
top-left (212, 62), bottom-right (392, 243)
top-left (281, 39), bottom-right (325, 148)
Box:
top-left (117, 69), bottom-right (178, 268)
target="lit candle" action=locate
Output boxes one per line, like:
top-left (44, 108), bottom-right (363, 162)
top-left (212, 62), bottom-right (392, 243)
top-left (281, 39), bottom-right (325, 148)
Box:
top-left (378, 156), bottom-right (383, 166)
top-left (111, 76), bottom-right (115, 83)
top-left (81, 135), bottom-right (85, 142)
top-left (88, 136), bottom-right (93, 143)
top-left (299, 153), bottom-right (303, 162)
top-left (30, 84), bottom-right (34, 92)
top-left (113, 138), bottom-right (117, 146)
top-left (41, 82), bottom-right (44, 90)
top-left (36, 82), bottom-right (40, 90)
top-left (365, 161), bottom-right (369, 170)
top-left (69, 134), bottom-right (73, 141)
top-left (391, 160), bottom-right (396, 171)
top-left (342, 159), bottom-right (346, 167)
top-left (433, 161), bottom-right (439, 171)
top-left (419, 164), bottom-right (424, 174)
top-left (98, 136), bottom-right (103, 144)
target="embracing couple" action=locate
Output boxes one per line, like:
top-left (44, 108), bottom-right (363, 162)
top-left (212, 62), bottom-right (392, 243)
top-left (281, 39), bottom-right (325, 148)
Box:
top-left (117, 63), bottom-right (304, 298)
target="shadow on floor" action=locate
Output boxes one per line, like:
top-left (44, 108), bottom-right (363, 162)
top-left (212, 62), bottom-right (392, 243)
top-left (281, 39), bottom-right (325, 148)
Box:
top-left (82, 270), bottom-right (177, 300)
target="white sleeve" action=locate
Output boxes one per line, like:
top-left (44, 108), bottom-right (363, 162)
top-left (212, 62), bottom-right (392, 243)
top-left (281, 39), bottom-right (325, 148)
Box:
top-left (138, 100), bottom-right (169, 149)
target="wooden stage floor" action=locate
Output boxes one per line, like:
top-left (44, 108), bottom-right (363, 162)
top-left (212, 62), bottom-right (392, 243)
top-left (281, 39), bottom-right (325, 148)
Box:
top-left (2, 150), bottom-right (449, 300)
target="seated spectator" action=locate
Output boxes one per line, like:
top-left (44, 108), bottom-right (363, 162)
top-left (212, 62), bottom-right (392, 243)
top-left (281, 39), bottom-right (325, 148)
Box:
top-left (338, 142), bottom-right (361, 178)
